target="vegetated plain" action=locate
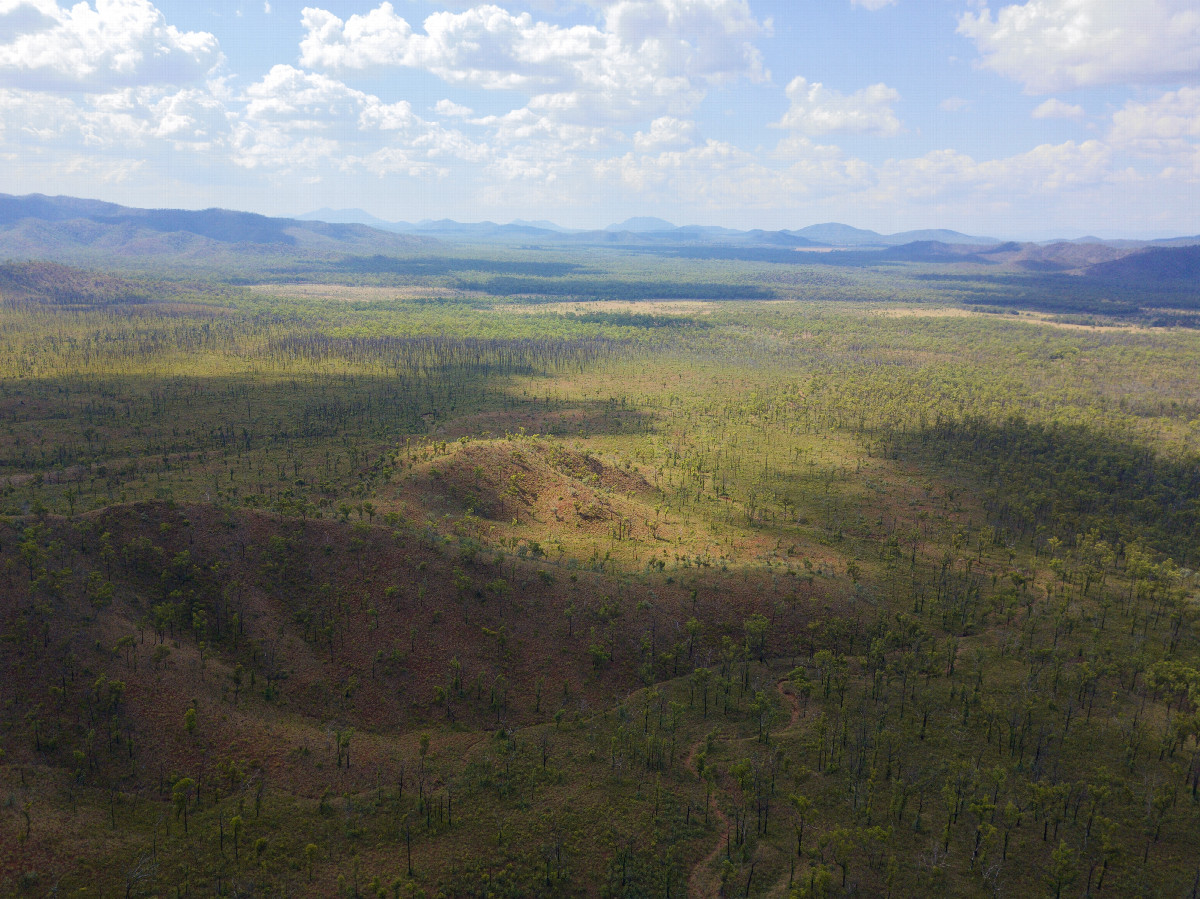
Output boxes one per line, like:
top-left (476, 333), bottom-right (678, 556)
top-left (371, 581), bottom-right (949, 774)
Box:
top-left (1, 238), bottom-right (1199, 899)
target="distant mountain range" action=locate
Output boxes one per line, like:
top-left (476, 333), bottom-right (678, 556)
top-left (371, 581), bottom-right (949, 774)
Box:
top-left (2, 195), bottom-right (1199, 293)
top-left (296, 208), bottom-right (1004, 248)
top-left (292, 209), bottom-right (1200, 293)
top-left (0, 194), bottom-right (433, 265)
top-left (298, 208), bottom-right (1200, 254)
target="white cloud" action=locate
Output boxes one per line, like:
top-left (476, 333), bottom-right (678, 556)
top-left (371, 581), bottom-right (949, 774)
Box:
top-left (61, 153), bottom-right (144, 183)
top-left (633, 116), bottom-right (695, 150)
top-left (296, 1), bottom-right (770, 173)
top-left (299, 0), bottom-right (766, 125)
top-left (597, 140), bottom-right (755, 201)
top-left (1032, 97), bottom-right (1083, 119)
top-left (0, 86), bottom-right (89, 141)
top-left (242, 64), bottom-right (413, 130)
top-left (592, 135), bottom-right (877, 213)
top-left (1109, 87), bottom-right (1200, 178)
top-left (603, 0), bottom-right (767, 84)
top-left (773, 76), bottom-right (901, 136)
top-left (877, 140), bottom-right (1113, 200)
top-left (0, 0), bottom-right (221, 90)
top-left (435, 98), bottom-right (473, 117)
top-left (959, 0), bottom-right (1200, 93)
top-left (0, 81), bottom-right (232, 151)
top-left (1111, 86), bottom-right (1200, 147)
top-left (0, 50), bottom-right (486, 179)
top-left (147, 87), bottom-right (229, 148)
top-left (591, 132), bottom-right (1126, 223)
top-left (850, 0), bottom-right (896, 9)
top-left (940, 96), bottom-right (969, 113)
top-left (233, 65), bottom-right (483, 173)
top-left (470, 104), bottom-right (614, 153)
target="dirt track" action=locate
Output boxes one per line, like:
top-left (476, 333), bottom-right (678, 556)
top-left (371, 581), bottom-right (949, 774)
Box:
top-left (685, 677), bottom-right (803, 898)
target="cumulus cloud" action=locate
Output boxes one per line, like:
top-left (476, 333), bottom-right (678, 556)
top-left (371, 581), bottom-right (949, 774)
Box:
top-left (633, 116), bottom-right (695, 150)
top-left (61, 153), bottom-right (144, 182)
top-left (470, 104), bottom-right (614, 154)
top-left (878, 140), bottom-right (1113, 199)
top-left (773, 76), bottom-right (901, 136)
top-left (242, 64), bottom-right (416, 130)
top-left (434, 98), bottom-right (473, 118)
top-left (1111, 87), bottom-right (1200, 147)
top-left (298, 0), bottom-right (766, 124)
top-left (0, 0), bottom-right (221, 90)
top-left (234, 64), bottom-right (480, 172)
top-left (850, 0), bottom-right (896, 9)
top-left (1032, 98), bottom-right (1083, 119)
top-left (4, 55), bottom-right (485, 178)
top-left (959, 0), bottom-right (1200, 93)
top-left (593, 134), bottom-right (880, 213)
top-left (940, 97), bottom-right (969, 113)
top-left (0, 81), bottom-right (231, 151)
top-left (1108, 87), bottom-right (1200, 176)
top-left (595, 133), bottom-right (1123, 221)
top-left (146, 88), bottom-right (229, 147)
top-left (593, 137), bottom-right (1110, 218)
top-left (0, 86), bottom-right (91, 141)
top-left (597, 140), bottom-right (760, 202)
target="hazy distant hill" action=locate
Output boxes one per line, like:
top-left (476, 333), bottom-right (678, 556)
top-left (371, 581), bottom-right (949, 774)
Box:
top-left (989, 241), bottom-right (1131, 271)
top-left (605, 216), bottom-right (677, 232)
top-left (788, 222), bottom-right (883, 246)
top-left (946, 241), bottom-right (1133, 271)
top-left (790, 222), bottom-right (998, 247)
top-left (295, 209), bottom-right (1003, 250)
top-left (1147, 235), bottom-right (1200, 248)
top-left (511, 218), bottom-right (572, 232)
top-left (22, 195), bottom-right (1190, 277)
top-left (293, 208), bottom-right (1200, 255)
top-left (296, 207), bottom-right (409, 230)
top-left (876, 240), bottom-right (985, 261)
top-left (1084, 245), bottom-right (1200, 287)
top-left (0, 194), bottom-right (435, 265)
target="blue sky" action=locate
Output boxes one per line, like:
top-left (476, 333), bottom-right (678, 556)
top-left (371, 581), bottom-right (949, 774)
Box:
top-left (1, 0), bottom-right (1198, 238)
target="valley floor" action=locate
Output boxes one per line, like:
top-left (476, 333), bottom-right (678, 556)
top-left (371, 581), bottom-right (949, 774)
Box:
top-left (1, 279), bottom-right (1198, 897)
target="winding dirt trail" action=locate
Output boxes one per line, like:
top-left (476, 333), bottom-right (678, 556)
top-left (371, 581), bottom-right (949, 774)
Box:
top-left (685, 677), bottom-right (803, 898)
top-left (685, 733), bottom-right (731, 899)
top-left (776, 679), bottom-right (802, 729)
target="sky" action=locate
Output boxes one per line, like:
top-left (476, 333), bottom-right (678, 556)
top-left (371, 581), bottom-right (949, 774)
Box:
top-left (1, 0), bottom-right (1198, 238)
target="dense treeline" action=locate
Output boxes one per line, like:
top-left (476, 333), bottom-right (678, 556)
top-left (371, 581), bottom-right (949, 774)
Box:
top-left (898, 415), bottom-right (1200, 564)
top-left (456, 275), bottom-right (776, 300)
top-left (0, 261), bottom-right (153, 307)
top-left (263, 334), bottom-right (621, 374)
top-left (328, 255), bottom-right (588, 278)
top-left (914, 271), bottom-right (1199, 318)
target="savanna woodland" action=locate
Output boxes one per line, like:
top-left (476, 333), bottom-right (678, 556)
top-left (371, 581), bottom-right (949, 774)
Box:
top-left (2, 220), bottom-right (1200, 899)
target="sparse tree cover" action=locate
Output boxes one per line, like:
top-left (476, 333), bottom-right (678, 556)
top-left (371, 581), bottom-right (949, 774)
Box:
top-left (0, 251), bottom-right (1198, 896)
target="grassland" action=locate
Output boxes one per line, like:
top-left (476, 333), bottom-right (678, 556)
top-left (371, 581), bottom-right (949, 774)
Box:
top-left (1, 251), bottom-right (1198, 897)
